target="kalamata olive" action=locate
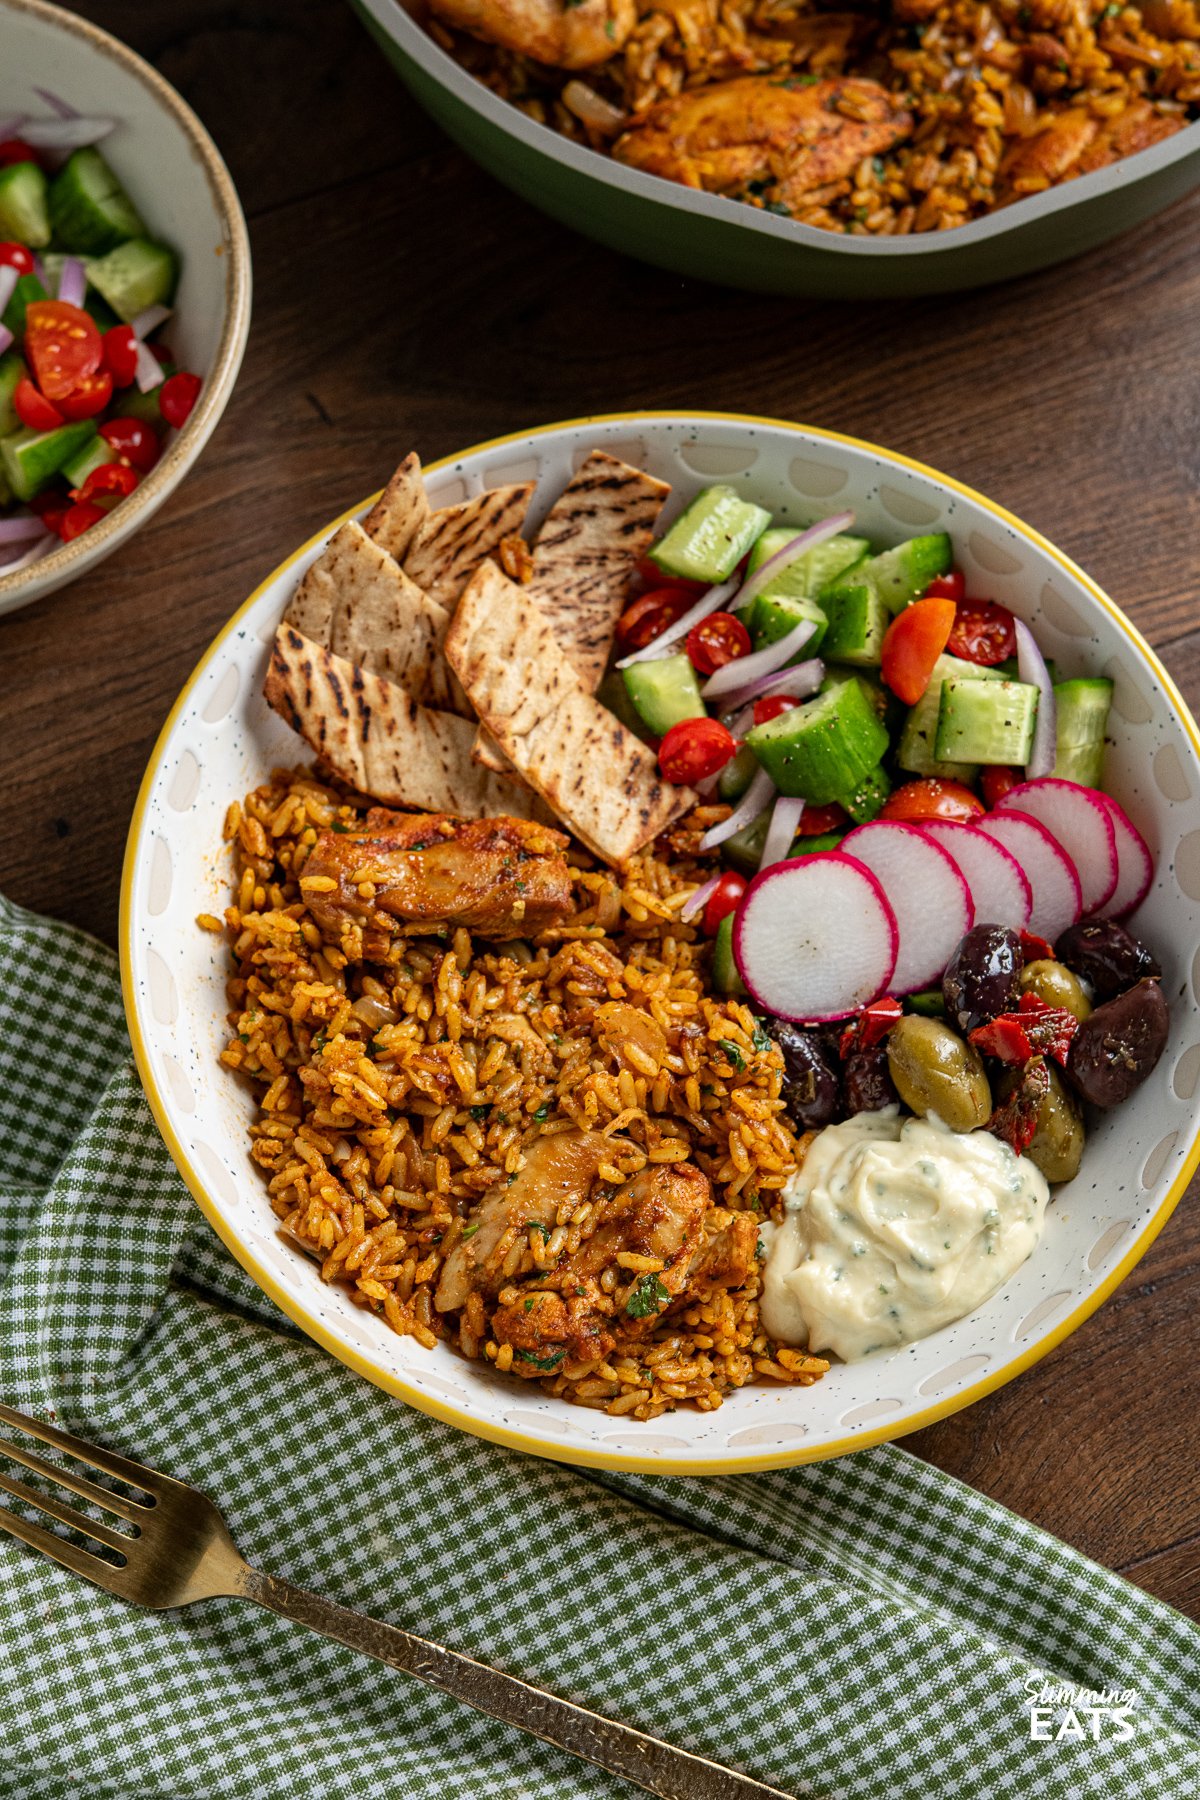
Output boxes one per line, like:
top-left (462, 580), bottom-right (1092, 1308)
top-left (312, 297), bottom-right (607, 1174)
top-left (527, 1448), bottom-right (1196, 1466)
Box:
top-left (843, 1042), bottom-right (899, 1115)
top-left (772, 1021), bottom-right (841, 1129)
top-left (1019, 958), bottom-right (1092, 1022)
top-left (1065, 978), bottom-right (1169, 1108)
top-left (998, 1063), bottom-right (1085, 1182)
top-left (1055, 920), bottom-right (1161, 1000)
top-left (942, 924), bottom-right (1022, 1035)
top-left (886, 1015), bottom-right (992, 1132)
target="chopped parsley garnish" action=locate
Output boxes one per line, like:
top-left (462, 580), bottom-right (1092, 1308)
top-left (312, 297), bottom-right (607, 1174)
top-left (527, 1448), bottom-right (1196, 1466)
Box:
top-left (756, 1237), bottom-right (768, 1261)
top-left (718, 1039), bottom-right (746, 1071)
top-left (311, 1030), bottom-right (327, 1052)
top-left (514, 1347), bottom-right (566, 1370)
top-left (330, 821), bottom-right (355, 834)
top-left (751, 1022), bottom-right (772, 1055)
top-left (528, 1220), bottom-right (551, 1240)
top-left (469, 1104), bottom-right (491, 1121)
top-left (763, 201), bottom-right (792, 217)
top-left (460, 1222), bottom-right (480, 1240)
top-left (533, 1104), bottom-right (551, 1121)
top-left (626, 1273), bottom-right (671, 1318)
top-left (524, 1297), bottom-right (536, 1312)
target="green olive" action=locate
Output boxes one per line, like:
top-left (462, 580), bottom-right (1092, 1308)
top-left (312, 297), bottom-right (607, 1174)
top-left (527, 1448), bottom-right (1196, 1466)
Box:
top-left (1020, 959), bottom-right (1092, 1022)
top-left (886, 1016), bottom-right (992, 1133)
top-left (998, 1063), bottom-right (1085, 1183)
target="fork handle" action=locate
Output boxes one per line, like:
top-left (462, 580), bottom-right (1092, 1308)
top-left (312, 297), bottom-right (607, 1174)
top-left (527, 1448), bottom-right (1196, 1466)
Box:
top-left (237, 1566), bottom-right (798, 1800)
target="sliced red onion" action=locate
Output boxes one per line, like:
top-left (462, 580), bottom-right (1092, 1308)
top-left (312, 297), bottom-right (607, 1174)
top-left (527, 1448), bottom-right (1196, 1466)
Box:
top-left (0, 532), bottom-right (55, 574)
top-left (699, 765), bottom-right (777, 851)
top-left (57, 256), bottom-right (86, 307)
top-left (701, 617), bottom-right (816, 700)
top-left (32, 254), bottom-right (47, 288)
top-left (729, 512), bottom-right (855, 615)
top-left (33, 89), bottom-right (78, 119)
top-left (0, 117), bottom-right (29, 141)
top-left (760, 796), bottom-right (806, 870)
top-left (21, 115), bottom-right (116, 151)
top-left (717, 658), bottom-right (825, 729)
top-left (680, 871), bottom-right (721, 924)
top-left (131, 302), bottom-right (172, 340)
top-left (0, 514), bottom-right (49, 544)
top-left (616, 574), bottom-right (739, 669)
top-left (1015, 618), bottom-right (1057, 778)
top-left (0, 265), bottom-right (17, 314)
top-left (134, 337), bottom-right (164, 393)
top-left (0, 324), bottom-right (11, 356)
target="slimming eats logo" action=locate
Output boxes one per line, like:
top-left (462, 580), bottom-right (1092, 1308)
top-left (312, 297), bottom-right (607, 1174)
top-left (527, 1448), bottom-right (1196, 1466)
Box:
top-left (1024, 1675), bottom-right (1138, 1743)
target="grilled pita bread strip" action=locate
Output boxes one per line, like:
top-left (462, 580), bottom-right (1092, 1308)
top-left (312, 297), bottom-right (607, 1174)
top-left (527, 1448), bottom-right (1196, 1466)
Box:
top-left (402, 483), bottom-right (534, 608)
top-left (362, 452), bottom-right (429, 563)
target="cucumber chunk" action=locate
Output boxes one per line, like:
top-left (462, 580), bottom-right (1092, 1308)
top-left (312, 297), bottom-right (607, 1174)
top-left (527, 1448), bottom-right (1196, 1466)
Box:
top-left (747, 677), bottom-right (888, 803)
top-left (747, 590), bottom-right (827, 657)
top-left (648, 485), bottom-right (772, 585)
top-left (0, 162), bottom-right (50, 247)
top-left (60, 433), bottom-right (115, 489)
top-left (1052, 677), bottom-right (1112, 788)
top-left (935, 676), bottom-right (1039, 766)
top-left (832, 533), bottom-right (952, 617)
top-left (896, 653), bottom-right (1002, 781)
top-left (0, 349), bottom-right (27, 439)
top-left (907, 989), bottom-right (946, 1018)
top-left (790, 831), bottom-right (846, 856)
top-left (85, 237), bottom-right (178, 323)
top-left (1, 273), bottom-right (48, 339)
top-left (711, 915), bottom-right (747, 997)
top-left (820, 582), bottom-right (889, 666)
top-left (722, 810), bottom-right (773, 876)
top-left (746, 527), bottom-right (870, 598)
top-left (833, 763), bottom-right (892, 825)
top-left (596, 670), bottom-right (657, 745)
top-left (49, 147), bottom-right (146, 254)
top-left (718, 743), bottom-right (760, 803)
top-left (1, 420), bottom-right (97, 503)
top-left (622, 653), bottom-right (706, 735)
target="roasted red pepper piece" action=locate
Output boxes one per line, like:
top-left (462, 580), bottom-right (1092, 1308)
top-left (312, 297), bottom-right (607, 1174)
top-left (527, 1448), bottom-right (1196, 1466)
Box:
top-left (839, 996), bottom-right (903, 1058)
top-left (1019, 930), bottom-right (1055, 964)
top-left (970, 993), bottom-right (1078, 1066)
top-left (987, 1056), bottom-right (1051, 1156)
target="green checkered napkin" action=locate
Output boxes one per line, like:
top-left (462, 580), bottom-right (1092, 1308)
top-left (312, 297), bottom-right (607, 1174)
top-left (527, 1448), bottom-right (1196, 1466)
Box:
top-left (2, 894), bottom-right (1198, 1800)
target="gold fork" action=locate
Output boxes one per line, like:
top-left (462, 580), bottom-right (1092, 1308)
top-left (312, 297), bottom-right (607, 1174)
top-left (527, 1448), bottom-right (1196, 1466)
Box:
top-left (0, 1403), bottom-right (799, 1800)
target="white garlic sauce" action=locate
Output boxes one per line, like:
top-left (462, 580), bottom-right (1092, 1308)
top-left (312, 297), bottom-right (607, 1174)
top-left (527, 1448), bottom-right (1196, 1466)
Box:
top-left (760, 1107), bottom-right (1049, 1361)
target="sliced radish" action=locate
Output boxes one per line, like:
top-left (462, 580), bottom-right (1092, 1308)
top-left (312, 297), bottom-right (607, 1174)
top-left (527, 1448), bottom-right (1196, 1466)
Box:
top-left (1093, 793), bottom-right (1153, 920)
top-left (994, 777), bottom-right (1117, 915)
top-left (974, 812), bottom-right (1081, 941)
top-left (916, 820), bottom-right (1033, 930)
top-left (839, 821), bottom-right (974, 994)
top-left (732, 852), bottom-right (898, 1023)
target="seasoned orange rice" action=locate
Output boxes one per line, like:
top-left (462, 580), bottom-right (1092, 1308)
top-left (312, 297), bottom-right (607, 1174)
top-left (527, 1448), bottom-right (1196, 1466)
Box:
top-left (420, 0), bottom-right (1200, 234)
top-left (213, 766), bottom-right (829, 1417)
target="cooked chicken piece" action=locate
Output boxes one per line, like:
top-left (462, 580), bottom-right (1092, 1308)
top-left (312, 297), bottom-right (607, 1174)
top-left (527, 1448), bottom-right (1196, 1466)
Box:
top-left (673, 1210), bottom-right (759, 1297)
top-left (302, 810), bottom-right (574, 954)
top-left (595, 1001), bottom-right (668, 1076)
top-left (998, 101), bottom-right (1183, 197)
top-left (613, 77), bottom-right (912, 209)
top-left (426, 0), bottom-right (636, 68)
top-left (492, 1287), bottom-right (616, 1370)
top-left (436, 1129), bottom-right (614, 1312)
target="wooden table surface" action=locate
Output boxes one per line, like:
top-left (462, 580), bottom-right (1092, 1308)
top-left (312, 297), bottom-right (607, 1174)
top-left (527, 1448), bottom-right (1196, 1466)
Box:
top-left (5, 0), bottom-right (1198, 1619)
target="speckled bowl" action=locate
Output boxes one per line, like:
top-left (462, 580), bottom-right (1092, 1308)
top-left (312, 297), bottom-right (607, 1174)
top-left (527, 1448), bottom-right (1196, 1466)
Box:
top-left (0, 0), bottom-right (251, 617)
top-left (351, 0), bottom-right (1200, 298)
top-left (122, 412), bottom-right (1200, 1474)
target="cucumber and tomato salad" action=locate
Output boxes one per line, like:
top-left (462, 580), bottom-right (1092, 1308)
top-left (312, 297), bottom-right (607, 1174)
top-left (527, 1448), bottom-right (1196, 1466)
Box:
top-left (0, 129), bottom-right (199, 555)
top-left (606, 482), bottom-right (1151, 1023)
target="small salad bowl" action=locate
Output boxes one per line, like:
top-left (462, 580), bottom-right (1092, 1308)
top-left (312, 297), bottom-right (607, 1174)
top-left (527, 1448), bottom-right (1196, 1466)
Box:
top-left (0, 0), bottom-right (251, 617)
top-left (123, 411), bottom-right (1200, 1475)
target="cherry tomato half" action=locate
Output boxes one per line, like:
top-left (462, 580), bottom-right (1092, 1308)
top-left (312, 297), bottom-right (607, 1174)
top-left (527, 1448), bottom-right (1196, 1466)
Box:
top-left (56, 367), bottom-right (113, 420)
top-left (0, 240), bottom-right (34, 275)
top-left (100, 416), bottom-right (161, 473)
top-left (947, 600), bottom-right (1017, 667)
top-left (634, 555), bottom-right (707, 596)
top-left (980, 765), bottom-right (1021, 809)
top-left (658, 717), bottom-right (738, 786)
top-left (159, 370), bottom-right (202, 429)
top-left (881, 778), bottom-right (984, 824)
top-left (58, 498), bottom-right (106, 542)
top-left (29, 490), bottom-right (73, 537)
top-left (0, 141), bottom-right (41, 170)
top-left (616, 587), bottom-right (693, 651)
top-left (687, 610), bottom-right (750, 676)
top-left (101, 324), bottom-right (139, 388)
top-left (924, 570), bottom-right (966, 603)
top-left (752, 694), bottom-right (796, 726)
top-left (702, 870), bottom-right (747, 936)
top-left (24, 299), bottom-right (103, 403)
top-left (797, 800), bottom-right (848, 836)
top-left (76, 461), bottom-right (139, 509)
top-left (880, 596), bottom-right (957, 705)
top-left (13, 376), bottom-right (63, 432)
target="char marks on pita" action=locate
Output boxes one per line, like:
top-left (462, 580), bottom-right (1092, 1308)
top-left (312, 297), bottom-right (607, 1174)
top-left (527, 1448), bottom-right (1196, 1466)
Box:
top-left (445, 560), bottom-right (693, 865)
top-left (401, 482), bottom-right (534, 608)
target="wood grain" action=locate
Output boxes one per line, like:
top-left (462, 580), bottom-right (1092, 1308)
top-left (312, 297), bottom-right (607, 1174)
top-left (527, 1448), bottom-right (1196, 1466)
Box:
top-left (3, 0), bottom-right (1198, 1619)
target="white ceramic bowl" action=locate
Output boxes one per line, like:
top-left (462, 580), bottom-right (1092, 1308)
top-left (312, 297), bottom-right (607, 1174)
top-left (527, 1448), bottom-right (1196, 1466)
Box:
top-left (122, 412), bottom-right (1200, 1474)
top-left (0, 0), bottom-right (251, 617)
